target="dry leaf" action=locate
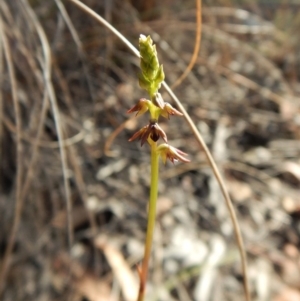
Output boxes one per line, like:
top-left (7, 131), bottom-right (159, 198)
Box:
top-left (95, 236), bottom-right (139, 301)
top-left (226, 178), bottom-right (253, 202)
top-left (75, 273), bottom-right (116, 301)
top-left (54, 253), bottom-right (116, 301)
top-left (280, 161), bottom-right (300, 186)
top-left (273, 287), bottom-right (300, 301)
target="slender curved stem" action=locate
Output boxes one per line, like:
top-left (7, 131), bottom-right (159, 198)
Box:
top-left (137, 142), bottom-right (159, 301)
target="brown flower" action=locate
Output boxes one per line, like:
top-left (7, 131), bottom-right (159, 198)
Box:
top-left (127, 98), bottom-right (149, 117)
top-left (157, 144), bottom-right (190, 164)
top-left (160, 103), bottom-right (183, 119)
top-left (128, 120), bottom-right (168, 146)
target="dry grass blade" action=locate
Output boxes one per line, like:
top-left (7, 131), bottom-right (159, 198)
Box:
top-left (1, 0), bottom-right (50, 211)
top-left (0, 14), bottom-right (3, 188)
top-left (21, 0), bottom-right (74, 250)
top-left (68, 1), bottom-right (251, 301)
top-left (0, 18), bottom-right (23, 296)
top-left (2, 114), bottom-right (85, 148)
top-left (0, 2), bottom-right (51, 293)
top-left (171, 0), bottom-right (202, 90)
top-left (53, 0), bottom-right (96, 103)
top-left (69, 0), bottom-right (140, 56)
top-left (19, 93), bottom-right (48, 213)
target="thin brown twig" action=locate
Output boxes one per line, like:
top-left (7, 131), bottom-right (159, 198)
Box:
top-left (0, 18), bottom-right (23, 296)
top-left (68, 1), bottom-right (251, 301)
top-left (104, 115), bottom-right (137, 157)
top-left (171, 0), bottom-right (202, 90)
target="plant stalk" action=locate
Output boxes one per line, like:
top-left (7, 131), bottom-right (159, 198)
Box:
top-left (137, 142), bottom-right (159, 301)
top-left (68, 2), bottom-right (251, 300)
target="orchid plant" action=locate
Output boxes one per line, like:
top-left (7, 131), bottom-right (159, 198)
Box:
top-left (127, 35), bottom-right (190, 301)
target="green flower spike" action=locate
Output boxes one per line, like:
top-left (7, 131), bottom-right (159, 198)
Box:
top-left (132, 35), bottom-right (191, 301)
top-left (139, 34), bottom-right (165, 98)
top-left (157, 143), bottom-right (190, 164)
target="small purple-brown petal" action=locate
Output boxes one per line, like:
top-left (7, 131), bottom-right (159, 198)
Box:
top-left (152, 123), bottom-right (167, 143)
top-left (157, 144), bottom-right (190, 164)
top-left (127, 98), bottom-right (149, 116)
top-left (164, 103), bottom-right (183, 116)
top-left (128, 126), bottom-right (148, 142)
top-left (161, 103), bottom-right (183, 119)
top-left (128, 121), bottom-right (168, 146)
top-left (140, 125), bottom-right (153, 146)
top-left (168, 146), bottom-right (190, 163)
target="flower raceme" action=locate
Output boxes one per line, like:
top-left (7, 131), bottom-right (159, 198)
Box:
top-left (127, 103), bottom-right (190, 163)
top-left (127, 34), bottom-right (190, 164)
top-left (131, 34), bottom-right (190, 301)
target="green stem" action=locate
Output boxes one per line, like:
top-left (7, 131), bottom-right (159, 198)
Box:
top-left (137, 142), bottom-right (159, 301)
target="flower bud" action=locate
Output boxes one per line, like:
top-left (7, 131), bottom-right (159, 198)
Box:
top-left (127, 98), bottom-right (150, 117)
top-left (139, 35), bottom-right (165, 97)
top-left (160, 102), bottom-right (183, 119)
top-left (157, 144), bottom-right (190, 164)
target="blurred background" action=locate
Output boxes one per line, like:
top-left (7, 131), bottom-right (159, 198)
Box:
top-left (1, 0), bottom-right (300, 300)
